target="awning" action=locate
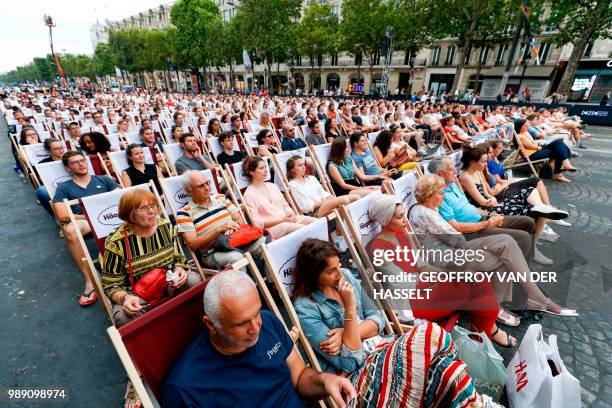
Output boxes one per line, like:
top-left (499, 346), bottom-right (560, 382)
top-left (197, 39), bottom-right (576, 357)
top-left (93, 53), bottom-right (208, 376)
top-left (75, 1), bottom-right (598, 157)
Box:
top-left (481, 65), bottom-right (555, 78)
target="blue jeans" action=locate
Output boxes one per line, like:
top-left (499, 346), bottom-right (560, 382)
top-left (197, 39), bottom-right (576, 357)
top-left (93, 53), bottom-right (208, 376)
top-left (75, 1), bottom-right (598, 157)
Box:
top-left (529, 139), bottom-right (570, 174)
top-left (35, 186), bottom-right (54, 218)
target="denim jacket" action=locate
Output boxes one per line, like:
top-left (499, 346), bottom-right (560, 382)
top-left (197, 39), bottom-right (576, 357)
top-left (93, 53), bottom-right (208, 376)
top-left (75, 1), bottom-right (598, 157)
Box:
top-left (293, 269), bottom-right (385, 373)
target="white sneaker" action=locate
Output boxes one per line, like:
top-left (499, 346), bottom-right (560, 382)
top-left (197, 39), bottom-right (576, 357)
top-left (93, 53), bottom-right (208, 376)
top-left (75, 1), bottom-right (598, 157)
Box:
top-left (532, 248), bottom-right (553, 265)
top-left (552, 219), bottom-right (572, 227)
top-left (531, 204), bottom-right (569, 220)
top-left (481, 394), bottom-right (504, 408)
top-left (539, 232), bottom-right (559, 243)
top-left (543, 224), bottom-right (556, 235)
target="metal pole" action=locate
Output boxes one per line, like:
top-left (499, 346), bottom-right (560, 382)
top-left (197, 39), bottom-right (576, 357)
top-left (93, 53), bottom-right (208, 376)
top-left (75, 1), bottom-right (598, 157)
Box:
top-left (44, 15), bottom-right (68, 88)
top-left (497, 8), bottom-right (524, 98)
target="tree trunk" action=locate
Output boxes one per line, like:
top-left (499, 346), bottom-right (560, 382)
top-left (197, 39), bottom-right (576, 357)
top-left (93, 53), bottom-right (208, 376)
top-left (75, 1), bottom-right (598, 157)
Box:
top-left (229, 61), bottom-right (234, 91)
top-left (267, 60), bottom-right (273, 90)
top-left (450, 15), bottom-right (479, 94)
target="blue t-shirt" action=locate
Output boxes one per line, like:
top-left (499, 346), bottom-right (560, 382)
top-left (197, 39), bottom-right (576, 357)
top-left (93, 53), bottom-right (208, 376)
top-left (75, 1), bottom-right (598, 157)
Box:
top-left (351, 150), bottom-right (381, 176)
top-left (53, 175), bottom-right (118, 214)
top-left (527, 126), bottom-right (541, 138)
top-left (438, 182), bottom-right (482, 223)
top-left (281, 137), bottom-right (307, 151)
top-left (487, 160), bottom-right (505, 186)
top-left (162, 310), bottom-right (303, 408)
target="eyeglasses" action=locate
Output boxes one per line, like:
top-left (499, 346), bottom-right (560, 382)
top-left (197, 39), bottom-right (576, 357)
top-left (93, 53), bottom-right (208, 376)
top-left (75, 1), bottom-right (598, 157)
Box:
top-left (135, 204), bottom-right (159, 213)
top-left (192, 180), bottom-right (211, 189)
top-left (264, 133), bottom-right (273, 138)
top-left (68, 158), bottom-right (87, 166)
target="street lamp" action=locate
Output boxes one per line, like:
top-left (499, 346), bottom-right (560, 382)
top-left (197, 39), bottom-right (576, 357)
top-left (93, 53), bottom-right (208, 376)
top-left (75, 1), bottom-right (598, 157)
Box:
top-left (44, 15), bottom-right (67, 88)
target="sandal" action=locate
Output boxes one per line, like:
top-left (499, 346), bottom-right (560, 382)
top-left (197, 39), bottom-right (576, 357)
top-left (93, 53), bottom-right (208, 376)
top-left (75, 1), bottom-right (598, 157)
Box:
top-left (496, 308), bottom-right (520, 327)
top-left (527, 298), bottom-right (578, 317)
top-left (491, 327), bottom-right (516, 348)
top-left (78, 289), bottom-right (97, 307)
top-left (124, 380), bottom-right (141, 408)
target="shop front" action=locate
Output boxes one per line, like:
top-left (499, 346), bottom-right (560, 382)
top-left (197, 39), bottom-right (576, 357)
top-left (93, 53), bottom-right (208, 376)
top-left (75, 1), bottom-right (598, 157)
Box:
top-left (567, 60), bottom-right (612, 104)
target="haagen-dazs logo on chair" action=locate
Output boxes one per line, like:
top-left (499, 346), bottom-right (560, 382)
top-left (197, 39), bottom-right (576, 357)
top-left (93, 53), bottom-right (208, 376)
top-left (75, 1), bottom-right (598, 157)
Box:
top-left (279, 255), bottom-right (297, 293)
top-left (400, 185), bottom-right (415, 210)
top-left (358, 212), bottom-right (377, 236)
top-left (98, 204), bottom-right (122, 226)
top-left (173, 189), bottom-right (191, 207)
top-left (52, 175), bottom-right (72, 189)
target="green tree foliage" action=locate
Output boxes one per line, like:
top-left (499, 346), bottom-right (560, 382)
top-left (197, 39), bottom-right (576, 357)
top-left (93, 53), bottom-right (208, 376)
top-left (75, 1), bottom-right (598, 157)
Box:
top-left (235, 0), bottom-right (302, 89)
top-left (93, 43), bottom-right (117, 77)
top-left (297, 3), bottom-right (339, 91)
top-left (171, 0), bottom-right (221, 88)
top-left (340, 0), bottom-right (392, 90)
top-left (211, 18), bottom-right (243, 88)
top-left (544, 0), bottom-right (611, 94)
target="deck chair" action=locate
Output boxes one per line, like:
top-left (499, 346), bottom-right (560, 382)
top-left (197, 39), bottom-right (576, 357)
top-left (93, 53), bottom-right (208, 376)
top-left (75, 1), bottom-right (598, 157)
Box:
top-left (270, 147), bottom-right (307, 214)
top-left (336, 191), bottom-right (406, 334)
top-left (504, 130), bottom-right (548, 177)
top-left (159, 169), bottom-right (227, 276)
top-left (307, 143), bottom-right (335, 195)
top-left (107, 150), bottom-right (155, 188)
top-left (162, 141), bottom-right (211, 176)
top-left (206, 135), bottom-right (241, 164)
top-left (64, 183), bottom-right (156, 321)
top-left (20, 141), bottom-right (69, 187)
top-left (36, 157), bottom-right (95, 199)
top-left (243, 131), bottom-right (259, 155)
top-left (123, 132), bottom-right (142, 145)
top-left (107, 254), bottom-right (322, 408)
top-left (223, 158), bottom-right (273, 223)
top-left (437, 118), bottom-right (457, 151)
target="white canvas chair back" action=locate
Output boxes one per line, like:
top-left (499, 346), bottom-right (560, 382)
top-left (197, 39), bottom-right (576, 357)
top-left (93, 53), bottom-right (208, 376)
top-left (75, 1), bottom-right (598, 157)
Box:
top-left (17, 123), bottom-right (46, 133)
top-left (106, 133), bottom-right (122, 151)
top-left (222, 123), bottom-right (232, 132)
top-left (150, 120), bottom-right (162, 133)
top-left (449, 151), bottom-right (463, 175)
top-left (125, 132), bottom-right (141, 145)
top-left (38, 130), bottom-right (53, 141)
top-left (391, 171), bottom-right (419, 212)
top-left (344, 190), bottom-right (383, 247)
top-left (22, 141), bottom-right (68, 165)
top-left (368, 131), bottom-right (380, 147)
top-left (163, 143), bottom-right (184, 169)
top-left (160, 170), bottom-right (220, 216)
top-left (244, 132), bottom-right (259, 150)
top-left (80, 184), bottom-right (149, 242)
top-left (247, 119), bottom-right (259, 130)
top-left (36, 156), bottom-right (95, 198)
top-left (108, 149), bottom-right (154, 175)
top-left (106, 123), bottom-right (119, 134)
top-left (311, 143), bottom-right (331, 169)
top-left (199, 125), bottom-right (208, 137)
top-left (273, 147), bottom-right (307, 192)
top-left (265, 217), bottom-right (329, 296)
top-left (299, 125), bottom-right (309, 139)
top-left (228, 158), bottom-right (271, 191)
top-left (208, 135), bottom-right (239, 159)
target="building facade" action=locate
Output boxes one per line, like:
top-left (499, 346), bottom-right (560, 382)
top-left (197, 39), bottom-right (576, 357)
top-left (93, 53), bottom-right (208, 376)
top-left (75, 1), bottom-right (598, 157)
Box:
top-left (90, 1), bottom-right (611, 102)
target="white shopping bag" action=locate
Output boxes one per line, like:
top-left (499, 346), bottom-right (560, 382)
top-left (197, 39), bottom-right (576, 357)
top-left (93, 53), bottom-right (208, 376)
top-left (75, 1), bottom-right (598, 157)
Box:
top-left (506, 324), bottom-right (581, 408)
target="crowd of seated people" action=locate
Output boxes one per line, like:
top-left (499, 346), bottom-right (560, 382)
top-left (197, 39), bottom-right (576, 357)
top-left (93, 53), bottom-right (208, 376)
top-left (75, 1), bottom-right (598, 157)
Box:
top-left (2, 87), bottom-right (587, 408)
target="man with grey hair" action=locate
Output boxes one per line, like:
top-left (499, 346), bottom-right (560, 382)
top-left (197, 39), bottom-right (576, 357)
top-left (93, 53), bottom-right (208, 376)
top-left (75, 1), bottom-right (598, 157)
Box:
top-left (176, 171), bottom-right (265, 270)
top-left (427, 156), bottom-right (553, 265)
top-left (163, 270), bottom-right (356, 407)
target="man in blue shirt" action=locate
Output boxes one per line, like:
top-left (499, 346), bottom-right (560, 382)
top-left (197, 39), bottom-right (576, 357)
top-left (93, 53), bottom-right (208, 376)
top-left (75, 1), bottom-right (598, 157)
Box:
top-left (348, 132), bottom-right (395, 185)
top-left (281, 124), bottom-right (307, 151)
top-left (426, 157), bottom-right (555, 265)
top-left (163, 270), bottom-right (354, 408)
top-left (52, 151), bottom-right (118, 307)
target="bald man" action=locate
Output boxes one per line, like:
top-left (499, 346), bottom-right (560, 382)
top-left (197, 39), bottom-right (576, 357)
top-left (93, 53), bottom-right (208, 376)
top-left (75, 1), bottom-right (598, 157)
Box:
top-left (163, 270), bottom-right (355, 407)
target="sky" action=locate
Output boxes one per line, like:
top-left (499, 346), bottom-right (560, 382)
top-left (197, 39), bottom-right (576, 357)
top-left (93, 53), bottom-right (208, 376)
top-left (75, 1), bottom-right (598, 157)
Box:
top-left (0, 0), bottom-right (173, 74)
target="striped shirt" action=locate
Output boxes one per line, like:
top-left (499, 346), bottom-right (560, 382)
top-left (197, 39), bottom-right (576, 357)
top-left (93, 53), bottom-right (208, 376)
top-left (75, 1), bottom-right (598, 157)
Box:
top-left (102, 218), bottom-right (187, 299)
top-left (176, 195), bottom-right (239, 249)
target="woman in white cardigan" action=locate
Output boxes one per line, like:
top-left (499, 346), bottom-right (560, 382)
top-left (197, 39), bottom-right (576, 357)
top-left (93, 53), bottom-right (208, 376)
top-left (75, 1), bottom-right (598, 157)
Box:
top-left (287, 155), bottom-right (359, 217)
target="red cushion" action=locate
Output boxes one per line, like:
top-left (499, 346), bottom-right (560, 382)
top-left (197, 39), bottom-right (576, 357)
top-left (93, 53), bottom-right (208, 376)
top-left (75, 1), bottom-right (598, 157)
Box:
top-left (118, 279), bottom-right (211, 399)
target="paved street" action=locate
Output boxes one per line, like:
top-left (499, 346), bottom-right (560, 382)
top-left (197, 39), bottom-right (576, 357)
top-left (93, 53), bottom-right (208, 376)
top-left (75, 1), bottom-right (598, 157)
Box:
top-left (0, 118), bottom-right (611, 407)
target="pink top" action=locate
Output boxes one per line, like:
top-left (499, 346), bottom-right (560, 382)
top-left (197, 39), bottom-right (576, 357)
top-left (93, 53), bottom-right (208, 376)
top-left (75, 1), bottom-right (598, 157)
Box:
top-left (243, 182), bottom-right (294, 229)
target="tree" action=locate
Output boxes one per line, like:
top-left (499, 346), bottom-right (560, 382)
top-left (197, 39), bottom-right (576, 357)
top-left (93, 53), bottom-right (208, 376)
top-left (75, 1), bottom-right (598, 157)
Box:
top-left (236, 0), bottom-right (301, 90)
top-left (93, 43), bottom-right (117, 77)
top-left (297, 3), bottom-right (339, 92)
top-left (211, 18), bottom-right (243, 90)
top-left (171, 0), bottom-right (221, 90)
top-left (340, 0), bottom-right (392, 93)
top-left (544, 0), bottom-right (611, 95)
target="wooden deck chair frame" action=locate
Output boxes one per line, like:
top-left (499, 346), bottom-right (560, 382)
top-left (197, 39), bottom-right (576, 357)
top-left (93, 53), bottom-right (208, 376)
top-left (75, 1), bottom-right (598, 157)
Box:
top-left (106, 149), bottom-right (156, 188)
top-left (437, 118), bottom-right (457, 151)
top-left (107, 253), bottom-right (325, 408)
top-left (506, 128), bottom-right (548, 177)
top-left (159, 169), bottom-right (229, 278)
top-left (307, 143), bottom-right (335, 196)
top-left (335, 195), bottom-right (408, 335)
top-left (269, 148), bottom-right (307, 215)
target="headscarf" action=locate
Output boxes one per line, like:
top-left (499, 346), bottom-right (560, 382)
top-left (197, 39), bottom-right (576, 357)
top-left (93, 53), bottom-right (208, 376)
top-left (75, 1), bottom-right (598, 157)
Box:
top-left (368, 194), bottom-right (400, 227)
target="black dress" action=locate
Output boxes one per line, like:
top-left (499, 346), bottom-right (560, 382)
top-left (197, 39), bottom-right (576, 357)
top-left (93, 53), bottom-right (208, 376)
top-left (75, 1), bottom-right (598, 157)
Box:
top-left (125, 164), bottom-right (162, 193)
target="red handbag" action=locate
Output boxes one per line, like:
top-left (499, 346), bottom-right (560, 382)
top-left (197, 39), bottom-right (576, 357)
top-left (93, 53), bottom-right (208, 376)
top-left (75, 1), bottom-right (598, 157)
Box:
top-left (123, 225), bottom-right (168, 304)
top-left (213, 224), bottom-right (270, 252)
